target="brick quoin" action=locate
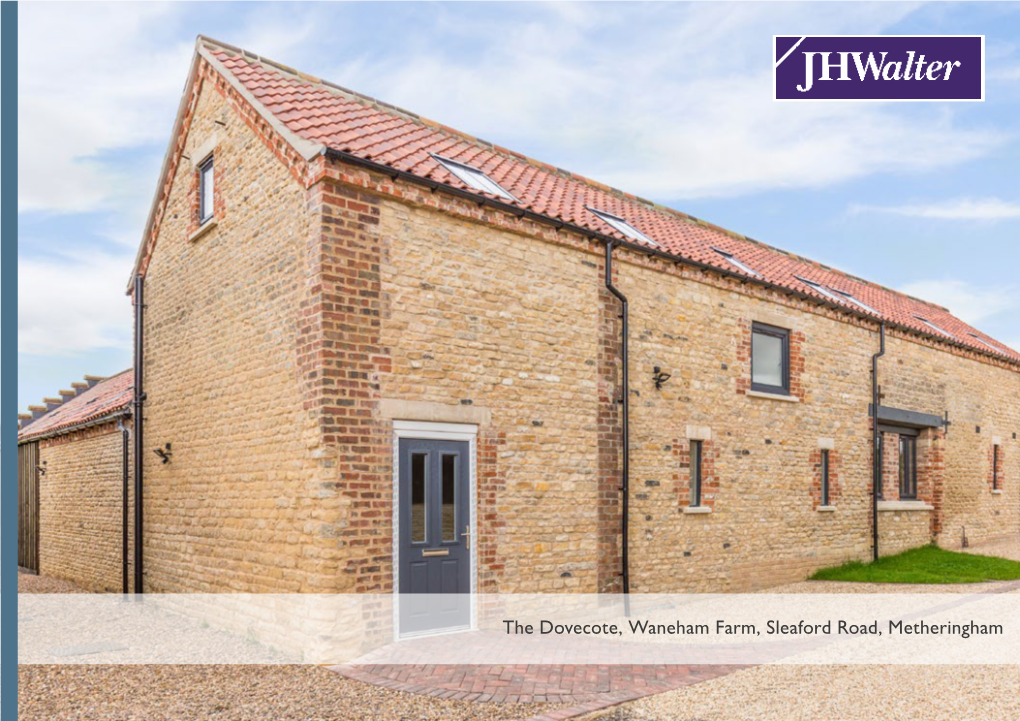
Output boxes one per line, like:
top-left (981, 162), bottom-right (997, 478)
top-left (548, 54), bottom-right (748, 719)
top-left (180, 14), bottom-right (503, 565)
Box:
top-left (303, 178), bottom-right (391, 593)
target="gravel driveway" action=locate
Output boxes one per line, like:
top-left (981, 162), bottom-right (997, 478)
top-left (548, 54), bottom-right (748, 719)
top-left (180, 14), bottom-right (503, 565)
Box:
top-left (18, 665), bottom-right (556, 721)
top-left (583, 536), bottom-right (1020, 721)
top-left (20, 538), bottom-right (1020, 720)
top-left (17, 572), bottom-right (564, 720)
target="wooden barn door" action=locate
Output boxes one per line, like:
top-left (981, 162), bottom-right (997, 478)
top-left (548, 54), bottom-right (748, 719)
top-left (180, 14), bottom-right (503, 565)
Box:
top-left (18, 442), bottom-right (40, 572)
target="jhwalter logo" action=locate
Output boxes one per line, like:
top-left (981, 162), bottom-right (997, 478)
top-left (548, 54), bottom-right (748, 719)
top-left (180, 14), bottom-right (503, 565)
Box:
top-left (774, 36), bottom-right (984, 101)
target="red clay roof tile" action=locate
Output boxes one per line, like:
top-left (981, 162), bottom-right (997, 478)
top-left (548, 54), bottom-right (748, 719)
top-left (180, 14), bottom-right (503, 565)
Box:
top-left (204, 42), bottom-right (1018, 364)
top-left (19, 370), bottom-right (133, 442)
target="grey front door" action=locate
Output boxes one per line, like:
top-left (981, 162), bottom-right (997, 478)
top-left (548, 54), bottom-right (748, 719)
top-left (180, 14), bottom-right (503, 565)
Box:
top-left (398, 438), bottom-right (471, 635)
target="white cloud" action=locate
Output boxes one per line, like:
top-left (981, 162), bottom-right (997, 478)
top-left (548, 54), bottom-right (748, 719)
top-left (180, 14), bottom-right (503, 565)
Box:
top-left (19, 251), bottom-right (135, 356)
top-left (899, 279), bottom-right (1019, 325)
top-left (16, 2), bottom-right (323, 215)
top-left (320, 2), bottom-right (1002, 200)
top-left (850, 197), bottom-right (1020, 221)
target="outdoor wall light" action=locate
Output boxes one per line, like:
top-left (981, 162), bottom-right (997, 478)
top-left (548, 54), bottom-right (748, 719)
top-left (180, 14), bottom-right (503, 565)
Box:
top-left (153, 443), bottom-right (173, 464)
top-left (652, 366), bottom-right (673, 390)
top-left (36, 461), bottom-right (47, 476)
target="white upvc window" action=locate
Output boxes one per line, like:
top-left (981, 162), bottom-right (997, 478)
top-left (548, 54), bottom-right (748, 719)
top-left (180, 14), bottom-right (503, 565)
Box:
top-left (711, 247), bottom-right (761, 278)
top-left (587, 207), bottom-right (660, 247)
top-left (199, 156), bottom-right (215, 223)
top-left (433, 155), bottom-right (516, 201)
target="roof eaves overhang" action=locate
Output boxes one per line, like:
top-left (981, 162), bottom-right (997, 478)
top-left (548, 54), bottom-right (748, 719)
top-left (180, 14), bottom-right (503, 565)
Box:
top-left (18, 407), bottom-right (132, 446)
top-left (321, 146), bottom-right (1020, 370)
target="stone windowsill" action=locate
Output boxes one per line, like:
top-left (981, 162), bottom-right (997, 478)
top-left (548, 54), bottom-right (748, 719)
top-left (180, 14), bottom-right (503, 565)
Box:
top-left (682, 506), bottom-right (712, 515)
top-left (746, 390), bottom-right (800, 403)
top-left (188, 218), bottom-right (218, 243)
top-left (877, 500), bottom-right (934, 512)
top-left (991, 489), bottom-right (1004, 495)
top-left (817, 506), bottom-right (836, 512)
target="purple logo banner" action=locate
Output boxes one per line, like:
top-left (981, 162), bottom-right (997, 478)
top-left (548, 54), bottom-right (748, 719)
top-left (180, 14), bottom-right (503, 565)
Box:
top-left (774, 36), bottom-right (984, 101)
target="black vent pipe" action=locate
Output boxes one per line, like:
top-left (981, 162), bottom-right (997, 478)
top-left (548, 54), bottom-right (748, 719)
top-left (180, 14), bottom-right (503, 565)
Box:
top-left (133, 275), bottom-right (145, 593)
top-left (871, 323), bottom-right (885, 561)
top-left (604, 241), bottom-right (630, 607)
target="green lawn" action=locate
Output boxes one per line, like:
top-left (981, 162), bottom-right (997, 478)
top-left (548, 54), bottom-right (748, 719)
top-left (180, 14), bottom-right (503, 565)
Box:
top-left (810, 545), bottom-right (1020, 584)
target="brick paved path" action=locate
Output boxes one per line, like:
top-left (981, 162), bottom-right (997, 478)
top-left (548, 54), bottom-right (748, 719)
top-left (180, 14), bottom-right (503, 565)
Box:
top-left (329, 663), bottom-right (750, 720)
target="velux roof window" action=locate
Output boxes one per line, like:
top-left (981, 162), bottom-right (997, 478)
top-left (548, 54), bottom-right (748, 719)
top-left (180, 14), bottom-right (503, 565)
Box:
top-left (711, 247), bottom-right (760, 278)
top-left (832, 288), bottom-right (879, 315)
top-left (796, 276), bottom-right (841, 302)
top-left (432, 155), bottom-right (516, 201)
top-left (915, 316), bottom-right (957, 340)
top-left (587, 207), bottom-right (659, 247)
top-left (968, 333), bottom-right (1001, 351)
top-left (796, 277), bottom-right (882, 316)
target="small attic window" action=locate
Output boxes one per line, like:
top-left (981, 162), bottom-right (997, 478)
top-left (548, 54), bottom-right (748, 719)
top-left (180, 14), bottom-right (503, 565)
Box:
top-left (711, 247), bottom-right (760, 278)
top-left (587, 207), bottom-right (660, 247)
top-left (968, 333), bottom-right (1001, 351)
top-left (199, 156), bottom-right (215, 223)
top-left (832, 288), bottom-right (880, 316)
top-left (915, 316), bottom-right (957, 340)
top-left (433, 155), bottom-right (516, 201)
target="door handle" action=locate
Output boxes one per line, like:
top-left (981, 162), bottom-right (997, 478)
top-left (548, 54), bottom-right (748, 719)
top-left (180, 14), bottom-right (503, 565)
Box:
top-left (422, 548), bottom-right (450, 557)
top-left (461, 525), bottom-right (471, 550)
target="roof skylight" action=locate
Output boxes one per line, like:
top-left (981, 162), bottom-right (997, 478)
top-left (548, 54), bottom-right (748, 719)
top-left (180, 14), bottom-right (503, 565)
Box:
top-left (587, 207), bottom-right (659, 247)
top-left (432, 155), bottom-right (517, 201)
top-left (795, 276), bottom-right (842, 302)
top-left (796, 277), bottom-right (882, 316)
top-left (711, 247), bottom-right (761, 278)
top-left (915, 316), bottom-right (957, 340)
top-left (832, 288), bottom-right (880, 315)
top-left (968, 333), bottom-right (1002, 351)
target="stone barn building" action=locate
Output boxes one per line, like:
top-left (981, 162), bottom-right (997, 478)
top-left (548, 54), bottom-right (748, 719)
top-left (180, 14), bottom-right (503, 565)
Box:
top-left (108, 37), bottom-right (1019, 633)
top-left (17, 370), bottom-right (134, 592)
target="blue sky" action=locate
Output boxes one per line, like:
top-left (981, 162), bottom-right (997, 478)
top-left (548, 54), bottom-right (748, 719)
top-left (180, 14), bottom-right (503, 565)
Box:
top-left (17, 2), bottom-right (1020, 410)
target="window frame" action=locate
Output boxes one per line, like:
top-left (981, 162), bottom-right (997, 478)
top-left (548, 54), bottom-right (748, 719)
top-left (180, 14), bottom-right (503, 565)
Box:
top-left (993, 444), bottom-right (1000, 491)
top-left (711, 247), bottom-right (761, 278)
top-left (876, 434), bottom-right (884, 500)
top-left (914, 315), bottom-right (957, 340)
top-left (898, 434), bottom-right (918, 500)
top-left (833, 288), bottom-right (880, 316)
top-left (820, 449), bottom-right (831, 506)
top-left (586, 207), bottom-right (660, 247)
top-left (750, 321), bottom-right (791, 396)
top-left (199, 155), bottom-right (215, 224)
top-left (432, 154), bottom-right (517, 202)
top-left (689, 440), bottom-right (703, 507)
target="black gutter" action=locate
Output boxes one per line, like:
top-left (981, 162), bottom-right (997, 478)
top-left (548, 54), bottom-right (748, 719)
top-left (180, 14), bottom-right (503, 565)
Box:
top-left (133, 275), bottom-right (146, 594)
top-left (118, 417), bottom-right (130, 594)
top-left (319, 147), bottom-right (1018, 369)
top-left (604, 242), bottom-right (630, 608)
top-left (16, 409), bottom-right (130, 445)
top-left (871, 324), bottom-right (886, 562)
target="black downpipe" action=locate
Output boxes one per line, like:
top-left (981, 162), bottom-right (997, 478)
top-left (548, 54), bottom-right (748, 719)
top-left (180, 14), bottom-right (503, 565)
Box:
top-left (133, 275), bottom-right (145, 594)
top-left (871, 323), bottom-right (886, 562)
top-left (119, 418), bottom-right (130, 594)
top-left (604, 242), bottom-right (630, 607)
